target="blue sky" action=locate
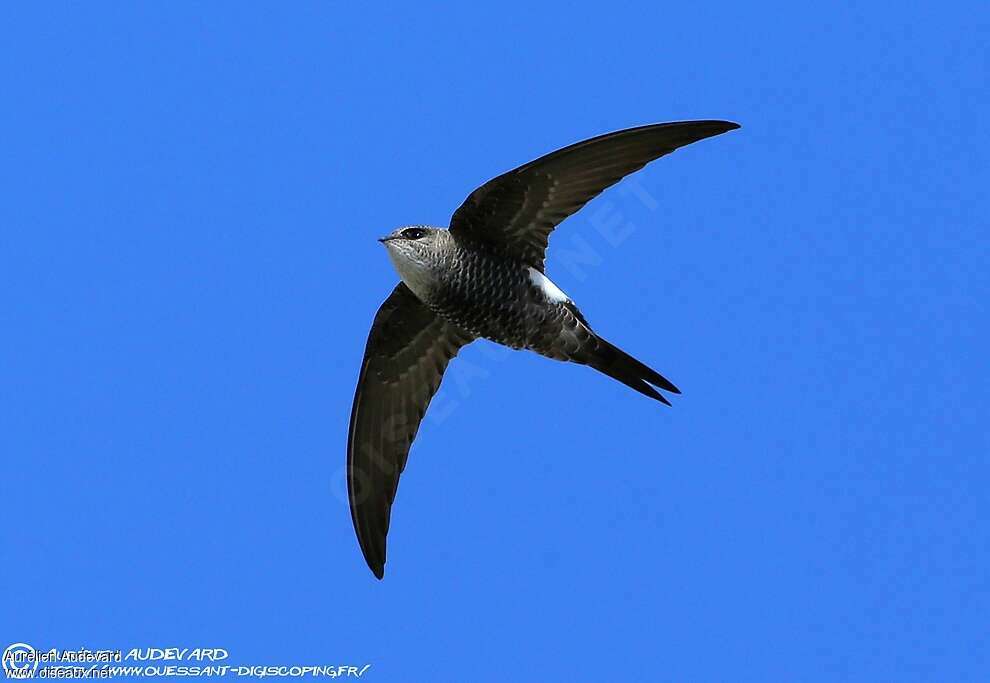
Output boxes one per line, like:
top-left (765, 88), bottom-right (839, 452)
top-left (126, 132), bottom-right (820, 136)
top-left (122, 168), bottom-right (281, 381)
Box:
top-left (3, 2), bottom-right (987, 681)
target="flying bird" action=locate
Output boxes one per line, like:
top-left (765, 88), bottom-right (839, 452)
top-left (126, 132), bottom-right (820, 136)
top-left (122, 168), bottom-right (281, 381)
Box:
top-left (348, 120), bottom-right (739, 578)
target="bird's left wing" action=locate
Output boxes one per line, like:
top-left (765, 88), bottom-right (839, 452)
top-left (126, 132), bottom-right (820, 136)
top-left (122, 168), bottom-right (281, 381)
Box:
top-left (347, 283), bottom-right (474, 579)
top-left (449, 120), bottom-right (739, 271)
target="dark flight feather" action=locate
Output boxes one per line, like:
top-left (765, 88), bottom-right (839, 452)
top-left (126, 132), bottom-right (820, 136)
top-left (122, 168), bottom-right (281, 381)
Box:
top-left (449, 120), bottom-right (739, 270)
top-left (347, 284), bottom-right (473, 578)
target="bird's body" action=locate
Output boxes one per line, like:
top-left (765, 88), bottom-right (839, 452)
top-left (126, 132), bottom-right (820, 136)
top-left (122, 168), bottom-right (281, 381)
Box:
top-left (391, 230), bottom-right (583, 355)
top-left (348, 120), bottom-right (740, 578)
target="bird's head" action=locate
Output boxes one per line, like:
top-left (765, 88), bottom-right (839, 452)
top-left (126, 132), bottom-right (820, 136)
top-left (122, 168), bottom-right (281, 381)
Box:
top-left (379, 226), bottom-right (450, 300)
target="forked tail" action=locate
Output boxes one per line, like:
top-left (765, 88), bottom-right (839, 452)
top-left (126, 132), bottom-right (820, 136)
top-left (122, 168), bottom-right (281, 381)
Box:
top-left (584, 337), bottom-right (680, 405)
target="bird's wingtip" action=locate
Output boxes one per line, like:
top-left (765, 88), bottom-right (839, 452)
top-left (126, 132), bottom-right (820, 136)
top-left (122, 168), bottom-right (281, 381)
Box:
top-left (712, 120), bottom-right (741, 132)
top-left (360, 543), bottom-right (386, 579)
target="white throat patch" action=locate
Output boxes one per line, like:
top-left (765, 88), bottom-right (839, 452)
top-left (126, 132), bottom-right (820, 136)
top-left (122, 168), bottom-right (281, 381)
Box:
top-left (386, 247), bottom-right (434, 301)
top-left (527, 267), bottom-right (570, 303)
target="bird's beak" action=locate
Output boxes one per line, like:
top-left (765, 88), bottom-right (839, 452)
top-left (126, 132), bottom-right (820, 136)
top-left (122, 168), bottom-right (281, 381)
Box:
top-left (378, 236), bottom-right (396, 244)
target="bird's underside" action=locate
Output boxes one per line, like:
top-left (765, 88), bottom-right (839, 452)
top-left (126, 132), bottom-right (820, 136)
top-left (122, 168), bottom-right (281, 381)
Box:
top-left (422, 242), bottom-right (682, 400)
top-left (348, 119), bottom-right (740, 578)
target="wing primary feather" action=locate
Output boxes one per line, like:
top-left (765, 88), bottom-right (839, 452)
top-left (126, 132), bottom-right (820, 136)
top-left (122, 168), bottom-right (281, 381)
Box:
top-left (449, 120), bottom-right (739, 268)
top-left (347, 284), bottom-right (474, 579)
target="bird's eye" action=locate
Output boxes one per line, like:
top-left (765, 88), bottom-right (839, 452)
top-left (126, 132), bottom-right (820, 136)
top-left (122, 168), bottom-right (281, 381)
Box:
top-left (401, 227), bottom-right (426, 240)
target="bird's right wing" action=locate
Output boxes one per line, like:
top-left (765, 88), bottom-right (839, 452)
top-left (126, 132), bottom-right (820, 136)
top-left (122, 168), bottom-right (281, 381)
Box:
top-left (347, 283), bottom-right (474, 579)
top-left (449, 120), bottom-right (739, 271)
